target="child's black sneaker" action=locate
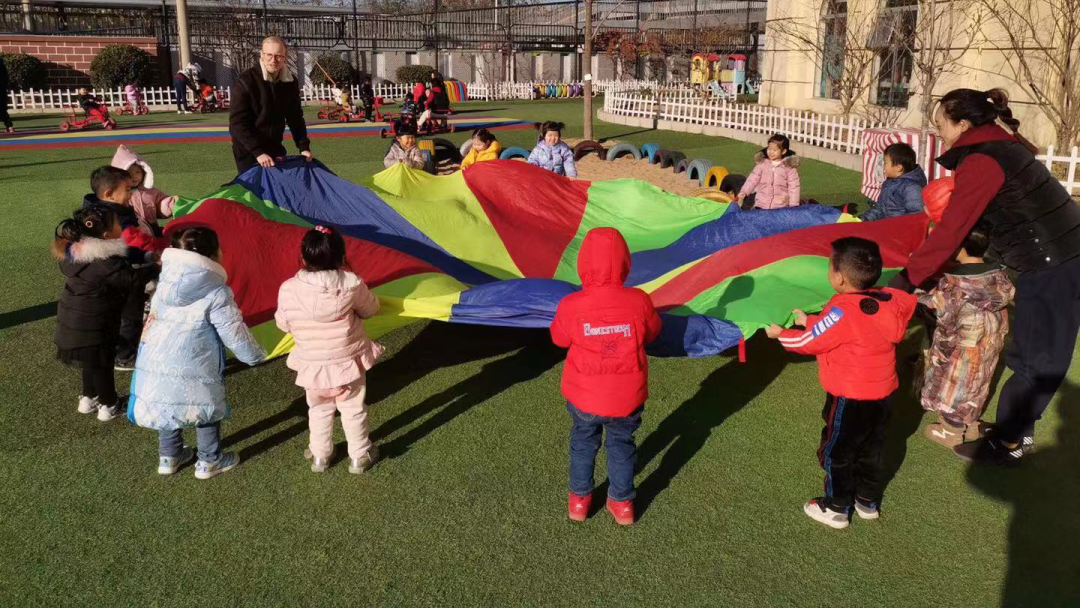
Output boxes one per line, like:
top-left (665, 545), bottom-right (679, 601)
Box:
top-left (803, 497), bottom-right (849, 529)
top-left (953, 436), bottom-right (1025, 465)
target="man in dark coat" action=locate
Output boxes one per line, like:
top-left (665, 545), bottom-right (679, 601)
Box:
top-left (228, 36), bottom-right (313, 172)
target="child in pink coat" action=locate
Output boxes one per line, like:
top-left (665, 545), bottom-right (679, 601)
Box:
top-left (737, 134), bottom-right (801, 209)
top-left (275, 226), bottom-right (384, 474)
top-left (110, 145), bottom-right (176, 235)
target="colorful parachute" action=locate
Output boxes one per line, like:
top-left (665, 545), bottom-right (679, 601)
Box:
top-left (166, 158), bottom-right (929, 359)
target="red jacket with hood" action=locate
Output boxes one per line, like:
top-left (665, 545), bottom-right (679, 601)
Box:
top-left (778, 288), bottom-right (916, 400)
top-left (550, 228), bottom-right (663, 417)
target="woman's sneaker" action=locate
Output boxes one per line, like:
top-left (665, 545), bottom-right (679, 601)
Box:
top-left (77, 395), bottom-right (99, 414)
top-left (803, 498), bottom-right (849, 529)
top-left (158, 447), bottom-right (195, 475)
top-left (194, 453), bottom-right (240, 480)
top-left (348, 445), bottom-right (380, 474)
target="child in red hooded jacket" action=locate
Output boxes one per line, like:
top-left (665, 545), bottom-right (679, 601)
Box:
top-left (766, 237), bottom-right (916, 529)
top-left (551, 227), bottom-right (663, 526)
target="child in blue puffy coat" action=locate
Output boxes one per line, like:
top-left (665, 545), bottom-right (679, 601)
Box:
top-left (527, 121), bottom-right (577, 177)
top-left (128, 227), bottom-right (266, 480)
top-left (862, 143), bottom-right (927, 221)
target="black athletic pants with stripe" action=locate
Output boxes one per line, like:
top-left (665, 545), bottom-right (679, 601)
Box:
top-left (818, 393), bottom-right (891, 512)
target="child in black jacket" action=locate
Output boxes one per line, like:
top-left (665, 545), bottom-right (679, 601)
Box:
top-left (53, 205), bottom-right (137, 422)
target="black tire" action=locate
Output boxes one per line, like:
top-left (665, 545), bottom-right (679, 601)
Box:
top-left (431, 137), bottom-right (463, 163)
top-left (573, 140), bottom-right (606, 161)
top-left (663, 151), bottom-right (687, 170)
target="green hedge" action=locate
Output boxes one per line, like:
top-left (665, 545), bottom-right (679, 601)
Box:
top-left (395, 64), bottom-right (435, 86)
top-left (1, 53), bottom-right (46, 90)
top-left (89, 44), bottom-right (154, 89)
top-left (309, 53), bottom-right (358, 87)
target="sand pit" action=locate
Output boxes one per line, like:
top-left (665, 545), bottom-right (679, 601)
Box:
top-left (573, 155), bottom-right (708, 197)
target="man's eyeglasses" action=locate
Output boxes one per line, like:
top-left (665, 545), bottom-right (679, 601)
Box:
top-left (262, 52), bottom-right (286, 61)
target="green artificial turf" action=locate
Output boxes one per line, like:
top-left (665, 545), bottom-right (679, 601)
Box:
top-left (1, 99), bottom-right (1077, 607)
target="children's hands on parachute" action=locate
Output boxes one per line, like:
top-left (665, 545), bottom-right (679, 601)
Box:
top-left (765, 324), bottom-right (784, 339)
top-left (301, 150), bottom-right (314, 162)
top-left (793, 309), bottom-right (808, 326)
top-left (256, 153), bottom-right (275, 168)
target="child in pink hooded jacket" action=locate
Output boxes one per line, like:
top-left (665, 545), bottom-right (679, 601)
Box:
top-left (275, 226), bottom-right (384, 475)
top-left (110, 145), bottom-right (176, 234)
top-left (737, 134), bottom-right (801, 209)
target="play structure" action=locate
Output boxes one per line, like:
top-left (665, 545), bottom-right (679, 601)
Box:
top-left (60, 104), bottom-right (116, 131)
top-left (690, 53), bottom-right (752, 97)
top-left (164, 158), bottom-right (928, 363)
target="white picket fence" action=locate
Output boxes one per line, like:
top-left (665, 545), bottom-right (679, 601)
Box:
top-left (604, 91), bottom-right (1080, 195)
top-left (6, 79), bottom-right (672, 111)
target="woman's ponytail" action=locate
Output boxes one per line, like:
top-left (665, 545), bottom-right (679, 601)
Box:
top-left (986, 88), bottom-right (1040, 154)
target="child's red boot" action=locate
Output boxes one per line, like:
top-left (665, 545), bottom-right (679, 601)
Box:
top-left (568, 492), bottom-right (591, 522)
top-left (606, 498), bottom-right (634, 526)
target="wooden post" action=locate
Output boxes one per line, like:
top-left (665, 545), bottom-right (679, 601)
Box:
top-left (583, 0), bottom-right (593, 140)
top-left (176, 0), bottom-right (192, 69)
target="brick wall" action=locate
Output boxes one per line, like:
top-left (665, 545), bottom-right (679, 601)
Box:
top-left (0, 35), bottom-right (160, 87)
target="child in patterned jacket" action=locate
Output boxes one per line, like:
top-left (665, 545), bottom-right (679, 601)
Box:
top-left (918, 222), bottom-right (1015, 451)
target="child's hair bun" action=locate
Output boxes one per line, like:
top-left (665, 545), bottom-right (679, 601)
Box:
top-left (171, 226), bottom-right (220, 259)
top-left (302, 225), bottom-right (347, 272)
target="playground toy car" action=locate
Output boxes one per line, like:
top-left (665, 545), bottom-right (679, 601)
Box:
top-left (60, 104), bottom-right (116, 131)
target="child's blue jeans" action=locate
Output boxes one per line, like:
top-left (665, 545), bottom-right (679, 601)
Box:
top-left (567, 402), bottom-right (643, 502)
top-left (159, 422), bottom-right (221, 463)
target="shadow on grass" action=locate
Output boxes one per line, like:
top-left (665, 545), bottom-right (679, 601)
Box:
top-left (631, 335), bottom-right (794, 518)
top-left (967, 382), bottom-right (1080, 607)
top-left (370, 326), bottom-right (562, 458)
top-left (0, 301), bottom-right (57, 330)
top-left (225, 322), bottom-right (559, 463)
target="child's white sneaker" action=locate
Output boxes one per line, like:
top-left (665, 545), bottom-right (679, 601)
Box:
top-left (803, 498), bottom-right (850, 529)
top-left (854, 501), bottom-right (880, 520)
top-left (96, 401), bottom-right (120, 421)
top-left (158, 447), bottom-right (195, 475)
top-left (77, 395), bottom-right (98, 414)
top-left (194, 452), bottom-right (239, 480)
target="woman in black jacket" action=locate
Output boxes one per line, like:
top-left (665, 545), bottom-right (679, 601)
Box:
top-left (892, 88), bottom-right (1080, 465)
top-left (53, 206), bottom-right (137, 422)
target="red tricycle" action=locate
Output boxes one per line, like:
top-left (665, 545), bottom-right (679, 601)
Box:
top-left (119, 100), bottom-right (149, 115)
top-left (192, 85), bottom-right (227, 113)
top-left (60, 104), bottom-right (116, 131)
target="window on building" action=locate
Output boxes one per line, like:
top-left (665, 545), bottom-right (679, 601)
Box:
top-left (872, 0), bottom-right (916, 108)
top-left (819, 0), bottom-right (847, 100)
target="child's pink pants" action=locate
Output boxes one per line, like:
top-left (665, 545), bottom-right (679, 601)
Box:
top-left (305, 377), bottom-right (372, 460)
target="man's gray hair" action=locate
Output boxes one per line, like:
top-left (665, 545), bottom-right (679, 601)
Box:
top-left (262, 36), bottom-right (288, 50)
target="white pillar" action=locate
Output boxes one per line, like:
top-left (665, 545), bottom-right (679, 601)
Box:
top-left (176, 0), bottom-right (192, 69)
